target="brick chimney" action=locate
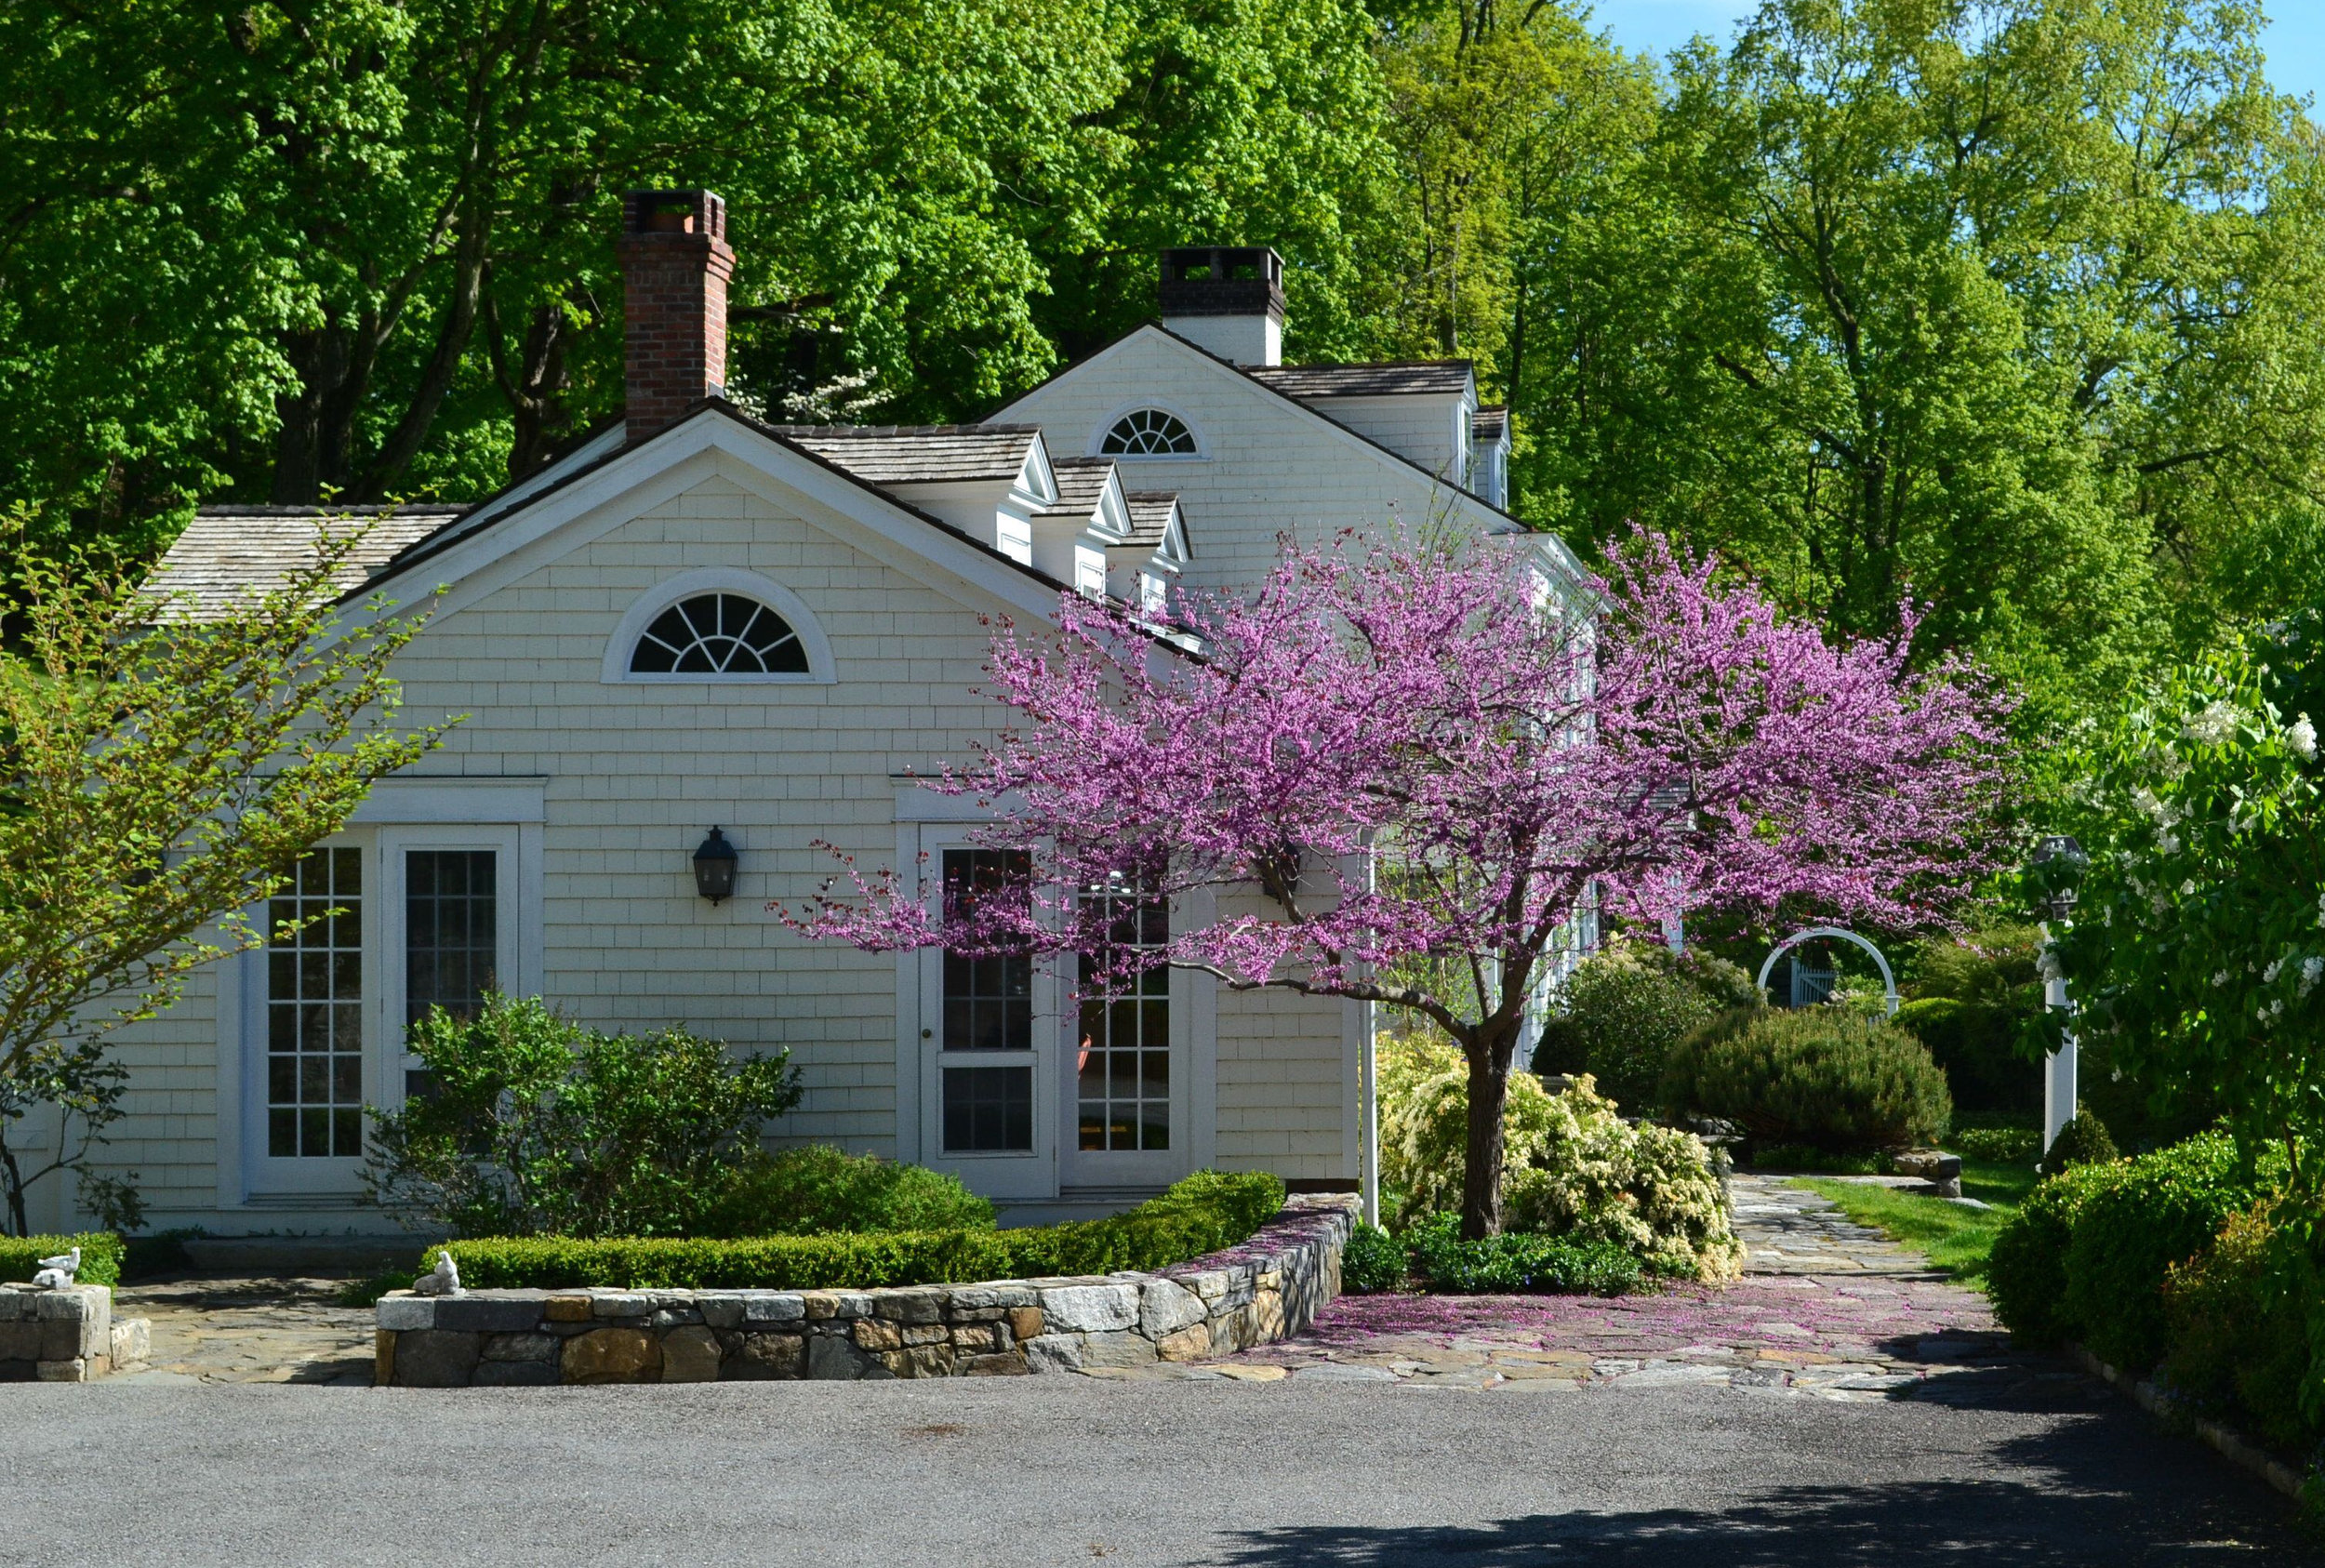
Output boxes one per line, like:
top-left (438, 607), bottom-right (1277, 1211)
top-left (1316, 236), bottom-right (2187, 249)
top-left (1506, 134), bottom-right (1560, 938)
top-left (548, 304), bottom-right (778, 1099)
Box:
top-left (1158, 246), bottom-right (1283, 366)
top-left (618, 189), bottom-right (736, 444)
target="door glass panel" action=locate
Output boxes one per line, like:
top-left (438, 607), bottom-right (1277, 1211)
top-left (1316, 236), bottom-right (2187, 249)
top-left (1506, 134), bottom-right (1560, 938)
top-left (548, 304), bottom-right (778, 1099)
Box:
top-left (1078, 877), bottom-right (1169, 1151)
top-left (265, 848), bottom-right (364, 1157)
top-left (942, 1066), bottom-right (1033, 1153)
top-left (404, 850), bottom-right (499, 1099)
top-left (939, 851), bottom-right (1030, 1052)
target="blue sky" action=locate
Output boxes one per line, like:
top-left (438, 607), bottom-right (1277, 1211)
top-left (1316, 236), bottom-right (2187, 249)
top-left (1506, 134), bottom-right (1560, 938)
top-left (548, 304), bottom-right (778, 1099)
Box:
top-left (1584, 2), bottom-right (2325, 105)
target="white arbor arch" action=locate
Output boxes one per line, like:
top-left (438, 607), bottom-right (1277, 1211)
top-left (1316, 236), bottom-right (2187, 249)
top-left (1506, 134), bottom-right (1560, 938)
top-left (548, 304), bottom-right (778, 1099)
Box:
top-left (1755, 926), bottom-right (1899, 1017)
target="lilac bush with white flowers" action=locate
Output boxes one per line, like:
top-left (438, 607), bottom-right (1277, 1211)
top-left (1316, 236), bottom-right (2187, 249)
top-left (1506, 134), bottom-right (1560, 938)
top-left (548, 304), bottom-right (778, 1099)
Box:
top-left (2055, 609), bottom-right (2325, 1189)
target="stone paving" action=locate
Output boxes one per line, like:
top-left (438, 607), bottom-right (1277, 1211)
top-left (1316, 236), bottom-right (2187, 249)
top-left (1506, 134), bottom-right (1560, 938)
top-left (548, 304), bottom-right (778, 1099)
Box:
top-left (95, 1176), bottom-right (2030, 1395)
top-left (109, 1273), bottom-right (377, 1385)
top-left (1095, 1175), bottom-right (2066, 1402)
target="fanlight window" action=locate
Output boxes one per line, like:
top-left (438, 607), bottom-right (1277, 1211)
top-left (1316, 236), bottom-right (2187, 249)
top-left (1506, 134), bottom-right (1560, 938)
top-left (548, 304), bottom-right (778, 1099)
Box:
top-left (629, 592), bottom-right (808, 675)
top-left (1099, 408), bottom-right (1197, 456)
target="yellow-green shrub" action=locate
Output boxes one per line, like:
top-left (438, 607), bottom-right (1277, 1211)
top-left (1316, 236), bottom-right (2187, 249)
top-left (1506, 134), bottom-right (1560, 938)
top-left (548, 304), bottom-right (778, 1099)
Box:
top-left (1378, 1033), bottom-right (1740, 1281)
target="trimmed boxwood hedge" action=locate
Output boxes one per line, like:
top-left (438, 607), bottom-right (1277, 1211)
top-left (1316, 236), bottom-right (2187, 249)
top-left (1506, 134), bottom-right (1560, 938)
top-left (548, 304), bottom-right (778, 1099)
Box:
top-left (422, 1170), bottom-right (1286, 1290)
top-left (0, 1231), bottom-right (125, 1288)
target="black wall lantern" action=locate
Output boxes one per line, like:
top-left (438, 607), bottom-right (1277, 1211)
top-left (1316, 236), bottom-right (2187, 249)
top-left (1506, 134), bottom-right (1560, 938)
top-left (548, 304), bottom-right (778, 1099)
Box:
top-left (693, 827), bottom-right (738, 904)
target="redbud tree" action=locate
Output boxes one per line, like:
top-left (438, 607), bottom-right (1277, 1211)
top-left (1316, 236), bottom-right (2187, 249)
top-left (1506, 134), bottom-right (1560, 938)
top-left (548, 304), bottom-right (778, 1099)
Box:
top-left (790, 532), bottom-right (2010, 1238)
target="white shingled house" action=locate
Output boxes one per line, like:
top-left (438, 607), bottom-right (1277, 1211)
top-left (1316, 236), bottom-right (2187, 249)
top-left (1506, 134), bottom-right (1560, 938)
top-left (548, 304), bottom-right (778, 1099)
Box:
top-left (57, 190), bottom-right (1582, 1237)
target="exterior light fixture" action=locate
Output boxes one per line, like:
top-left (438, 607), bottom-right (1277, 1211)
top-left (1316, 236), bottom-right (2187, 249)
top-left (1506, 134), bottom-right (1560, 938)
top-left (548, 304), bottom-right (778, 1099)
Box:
top-left (2028, 833), bottom-right (2087, 923)
top-left (692, 827), bottom-right (738, 904)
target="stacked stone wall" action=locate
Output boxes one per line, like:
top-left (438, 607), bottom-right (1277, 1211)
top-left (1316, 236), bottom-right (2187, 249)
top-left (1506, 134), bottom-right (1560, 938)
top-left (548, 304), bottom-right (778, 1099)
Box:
top-left (0, 1283), bottom-right (150, 1381)
top-left (375, 1194), bottom-right (1352, 1388)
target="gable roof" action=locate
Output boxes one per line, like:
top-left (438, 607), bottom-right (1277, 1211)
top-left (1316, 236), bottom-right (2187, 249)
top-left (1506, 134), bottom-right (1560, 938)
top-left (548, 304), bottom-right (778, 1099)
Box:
top-left (1123, 491), bottom-right (1184, 551)
top-left (1246, 361), bottom-right (1475, 400)
top-left (1040, 457), bottom-right (1116, 520)
top-left (146, 506), bottom-right (469, 619)
top-left (761, 424), bottom-right (1040, 485)
top-left (1473, 405), bottom-right (1508, 444)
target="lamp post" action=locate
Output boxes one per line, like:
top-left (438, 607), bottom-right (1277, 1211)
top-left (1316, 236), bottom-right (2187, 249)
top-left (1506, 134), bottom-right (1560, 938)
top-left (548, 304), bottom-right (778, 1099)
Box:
top-left (2030, 834), bottom-right (2087, 1154)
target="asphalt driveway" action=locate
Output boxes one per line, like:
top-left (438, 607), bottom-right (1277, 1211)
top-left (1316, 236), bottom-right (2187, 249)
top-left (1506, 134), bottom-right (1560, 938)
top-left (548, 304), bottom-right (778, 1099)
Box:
top-left (2, 1370), bottom-right (2310, 1566)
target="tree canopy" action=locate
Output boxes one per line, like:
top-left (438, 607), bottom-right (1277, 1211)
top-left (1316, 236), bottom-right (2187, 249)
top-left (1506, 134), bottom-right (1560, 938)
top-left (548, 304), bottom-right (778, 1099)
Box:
top-left (7, 0), bottom-right (2325, 737)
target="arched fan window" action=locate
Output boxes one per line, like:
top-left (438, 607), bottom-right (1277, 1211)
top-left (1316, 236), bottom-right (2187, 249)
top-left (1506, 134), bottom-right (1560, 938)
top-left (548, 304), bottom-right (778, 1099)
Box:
top-left (1099, 408), bottom-right (1198, 456)
top-left (629, 592), bottom-right (809, 675)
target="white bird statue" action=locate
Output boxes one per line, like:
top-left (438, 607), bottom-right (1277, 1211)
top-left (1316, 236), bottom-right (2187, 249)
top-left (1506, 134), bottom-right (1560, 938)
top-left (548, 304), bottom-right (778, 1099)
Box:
top-left (31, 1245), bottom-right (79, 1289)
top-left (413, 1253), bottom-right (461, 1296)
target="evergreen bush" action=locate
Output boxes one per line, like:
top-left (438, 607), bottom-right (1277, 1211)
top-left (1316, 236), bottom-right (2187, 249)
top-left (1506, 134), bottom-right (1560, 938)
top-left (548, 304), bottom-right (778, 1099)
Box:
top-left (2161, 1198), bottom-right (2319, 1452)
top-left (0, 1230), bottom-right (123, 1287)
top-left (1661, 1005), bottom-right (1951, 1154)
top-left (1340, 1221), bottom-right (1407, 1294)
top-left (2037, 1108), bottom-right (2119, 1176)
top-left (2063, 1130), bottom-right (2259, 1372)
top-left (1533, 938), bottom-right (1762, 1114)
top-left (700, 1145), bottom-right (994, 1237)
top-left (1402, 1213), bottom-right (1642, 1295)
top-left (424, 1170), bottom-right (1284, 1290)
top-left (1986, 1158), bottom-right (2126, 1346)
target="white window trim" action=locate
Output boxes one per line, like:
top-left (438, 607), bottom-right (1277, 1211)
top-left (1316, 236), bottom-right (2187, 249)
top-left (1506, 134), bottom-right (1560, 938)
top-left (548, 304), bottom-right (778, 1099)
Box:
top-left (1090, 399), bottom-right (1208, 461)
top-left (602, 566), bottom-right (838, 685)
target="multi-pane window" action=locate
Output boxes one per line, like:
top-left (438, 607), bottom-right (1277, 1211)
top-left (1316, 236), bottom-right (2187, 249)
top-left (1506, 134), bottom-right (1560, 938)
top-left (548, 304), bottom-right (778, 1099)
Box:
top-left (266, 848), bottom-right (364, 1159)
top-left (1098, 408), bottom-right (1197, 456)
top-left (405, 851), bottom-right (498, 1027)
top-left (629, 592), bottom-right (808, 675)
top-left (939, 851), bottom-right (1031, 1052)
top-left (404, 850), bottom-right (498, 1100)
top-left (1078, 880), bottom-right (1169, 1151)
top-left (939, 849), bottom-right (1033, 1152)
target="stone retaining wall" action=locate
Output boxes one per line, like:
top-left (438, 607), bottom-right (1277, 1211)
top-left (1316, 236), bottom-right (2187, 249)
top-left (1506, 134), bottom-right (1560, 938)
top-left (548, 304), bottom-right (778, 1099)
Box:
top-left (374, 1194), bottom-right (1354, 1388)
top-left (0, 1283), bottom-right (151, 1382)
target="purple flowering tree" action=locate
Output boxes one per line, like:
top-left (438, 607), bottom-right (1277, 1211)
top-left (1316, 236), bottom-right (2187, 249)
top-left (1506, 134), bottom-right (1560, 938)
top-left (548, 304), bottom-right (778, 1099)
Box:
top-left (786, 532), bottom-right (2011, 1238)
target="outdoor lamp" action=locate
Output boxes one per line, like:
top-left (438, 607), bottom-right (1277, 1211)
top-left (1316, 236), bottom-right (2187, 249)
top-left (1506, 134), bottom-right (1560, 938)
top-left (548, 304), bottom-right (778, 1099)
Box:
top-left (692, 827), bottom-right (738, 904)
top-left (2029, 833), bottom-right (2086, 923)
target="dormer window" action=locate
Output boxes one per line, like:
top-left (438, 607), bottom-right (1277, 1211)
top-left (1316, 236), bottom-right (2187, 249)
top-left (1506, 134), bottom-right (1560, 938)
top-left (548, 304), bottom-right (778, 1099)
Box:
top-left (629, 592), bottom-right (808, 675)
top-left (1099, 408), bottom-right (1198, 456)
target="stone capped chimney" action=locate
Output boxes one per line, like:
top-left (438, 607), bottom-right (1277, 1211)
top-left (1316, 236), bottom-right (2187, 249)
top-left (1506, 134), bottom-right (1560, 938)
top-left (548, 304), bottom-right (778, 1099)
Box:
top-left (618, 189), bottom-right (736, 444)
top-left (1158, 246), bottom-right (1283, 366)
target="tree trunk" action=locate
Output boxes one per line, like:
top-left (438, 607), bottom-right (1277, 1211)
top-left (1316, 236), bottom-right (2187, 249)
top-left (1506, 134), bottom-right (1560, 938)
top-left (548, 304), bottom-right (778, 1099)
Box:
top-left (1457, 1020), bottom-right (1521, 1240)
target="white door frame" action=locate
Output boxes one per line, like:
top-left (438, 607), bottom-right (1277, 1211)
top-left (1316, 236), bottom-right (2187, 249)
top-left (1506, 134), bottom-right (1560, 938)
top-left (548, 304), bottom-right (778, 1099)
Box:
top-left (378, 823), bottom-right (540, 1110)
top-left (905, 823), bottom-right (1058, 1200)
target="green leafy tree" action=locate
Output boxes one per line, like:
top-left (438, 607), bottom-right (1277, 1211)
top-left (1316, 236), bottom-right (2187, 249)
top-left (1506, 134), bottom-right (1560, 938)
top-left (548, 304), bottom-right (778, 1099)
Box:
top-left (0, 1039), bottom-right (139, 1239)
top-left (2051, 605), bottom-right (2325, 1190)
top-left (0, 517), bottom-right (444, 1219)
top-left (362, 993), bottom-right (802, 1237)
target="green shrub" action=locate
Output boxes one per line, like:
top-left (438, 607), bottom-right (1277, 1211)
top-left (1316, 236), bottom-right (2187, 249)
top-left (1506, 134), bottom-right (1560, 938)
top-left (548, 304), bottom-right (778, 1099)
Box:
top-left (700, 1146), bottom-right (994, 1237)
top-left (1381, 1033), bottom-right (1741, 1281)
top-left (1986, 1159), bottom-right (2128, 1346)
top-left (1662, 1005), bottom-right (1951, 1154)
top-left (2037, 1108), bottom-right (2119, 1176)
top-left (1341, 1221), bottom-right (1407, 1294)
top-left (1954, 1123), bottom-right (2041, 1163)
top-left (1745, 1143), bottom-right (1888, 1174)
top-left (2162, 1198), bottom-right (2319, 1452)
top-left (1403, 1213), bottom-right (1642, 1295)
top-left (423, 1170), bottom-right (1284, 1289)
top-left (0, 1230), bottom-right (123, 1287)
top-left (1534, 938), bottom-right (1761, 1113)
top-left (363, 994), bottom-right (800, 1238)
top-left (2064, 1131), bottom-right (2259, 1372)
top-left (1900, 928), bottom-right (2044, 1114)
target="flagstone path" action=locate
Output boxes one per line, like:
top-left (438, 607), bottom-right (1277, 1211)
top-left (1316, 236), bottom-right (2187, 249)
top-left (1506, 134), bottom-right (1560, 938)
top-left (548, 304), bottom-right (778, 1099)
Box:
top-left (109, 1273), bottom-right (376, 1385)
top-left (1108, 1175), bottom-right (2063, 1402)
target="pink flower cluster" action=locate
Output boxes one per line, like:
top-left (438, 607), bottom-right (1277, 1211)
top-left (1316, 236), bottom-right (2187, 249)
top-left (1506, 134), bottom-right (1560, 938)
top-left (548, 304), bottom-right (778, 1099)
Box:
top-left (781, 530), bottom-right (2009, 1021)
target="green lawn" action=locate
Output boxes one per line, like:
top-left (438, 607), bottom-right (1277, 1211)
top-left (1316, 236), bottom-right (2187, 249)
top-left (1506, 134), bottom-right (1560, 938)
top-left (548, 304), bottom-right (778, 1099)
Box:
top-left (1788, 1159), bottom-right (2038, 1282)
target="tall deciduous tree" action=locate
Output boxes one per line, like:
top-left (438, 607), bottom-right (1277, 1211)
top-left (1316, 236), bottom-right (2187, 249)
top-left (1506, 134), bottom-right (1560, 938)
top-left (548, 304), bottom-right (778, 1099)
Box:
top-left (0, 516), bottom-right (445, 1227)
top-left (788, 534), bottom-right (2009, 1237)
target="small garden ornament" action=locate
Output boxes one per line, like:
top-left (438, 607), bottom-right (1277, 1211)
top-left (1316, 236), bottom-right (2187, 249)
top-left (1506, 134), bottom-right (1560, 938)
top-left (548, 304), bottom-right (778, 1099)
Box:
top-left (413, 1252), bottom-right (461, 1296)
top-left (32, 1244), bottom-right (78, 1288)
